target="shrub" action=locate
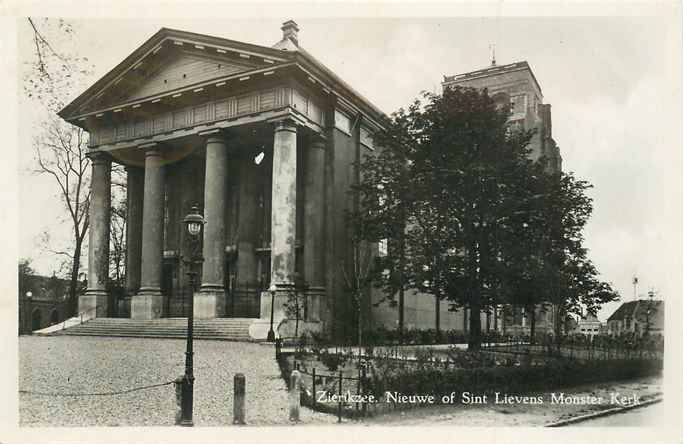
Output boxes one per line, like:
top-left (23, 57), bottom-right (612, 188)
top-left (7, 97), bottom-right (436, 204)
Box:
top-left (364, 358), bottom-right (663, 402)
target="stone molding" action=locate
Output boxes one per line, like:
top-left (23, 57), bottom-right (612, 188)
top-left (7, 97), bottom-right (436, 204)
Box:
top-left (89, 85), bottom-right (325, 148)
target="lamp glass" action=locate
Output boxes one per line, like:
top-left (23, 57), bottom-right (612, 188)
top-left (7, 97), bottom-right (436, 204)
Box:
top-left (187, 221), bottom-right (202, 236)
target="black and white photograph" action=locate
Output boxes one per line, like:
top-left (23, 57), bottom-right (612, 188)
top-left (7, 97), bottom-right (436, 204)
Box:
top-left (2, 2), bottom-right (682, 443)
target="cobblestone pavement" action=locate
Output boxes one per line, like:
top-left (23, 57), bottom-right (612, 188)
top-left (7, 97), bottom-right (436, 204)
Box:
top-left (19, 335), bottom-right (338, 426)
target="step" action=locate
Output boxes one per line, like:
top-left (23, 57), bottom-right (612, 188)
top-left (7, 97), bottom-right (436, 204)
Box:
top-left (58, 317), bottom-right (256, 341)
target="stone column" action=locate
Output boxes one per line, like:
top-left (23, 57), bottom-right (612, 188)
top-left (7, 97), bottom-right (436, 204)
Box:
top-left (124, 166), bottom-right (144, 317)
top-left (131, 146), bottom-right (165, 319)
top-left (303, 135), bottom-right (326, 322)
top-left (197, 132), bottom-right (229, 318)
top-left (80, 152), bottom-right (111, 319)
top-left (237, 158), bottom-right (258, 287)
top-left (268, 119), bottom-right (298, 321)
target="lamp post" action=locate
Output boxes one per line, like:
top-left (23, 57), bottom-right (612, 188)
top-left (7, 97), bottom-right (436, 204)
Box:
top-left (645, 289), bottom-right (655, 336)
top-left (25, 291), bottom-right (33, 334)
top-left (267, 283), bottom-right (276, 341)
top-left (180, 204), bottom-right (205, 427)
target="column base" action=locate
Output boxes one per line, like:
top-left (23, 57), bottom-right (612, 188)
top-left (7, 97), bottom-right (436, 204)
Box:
top-left (304, 286), bottom-right (326, 322)
top-left (79, 292), bottom-right (108, 320)
top-left (195, 288), bottom-right (225, 319)
top-left (131, 289), bottom-right (163, 319)
top-left (259, 284), bottom-right (295, 321)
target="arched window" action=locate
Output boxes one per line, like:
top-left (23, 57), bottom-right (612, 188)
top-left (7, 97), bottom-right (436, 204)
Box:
top-left (50, 309), bottom-right (59, 325)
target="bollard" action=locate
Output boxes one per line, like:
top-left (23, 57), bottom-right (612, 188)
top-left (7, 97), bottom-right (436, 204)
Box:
top-left (174, 376), bottom-right (184, 425)
top-left (289, 370), bottom-right (301, 422)
top-left (311, 368), bottom-right (317, 407)
top-left (233, 373), bottom-right (246, 425)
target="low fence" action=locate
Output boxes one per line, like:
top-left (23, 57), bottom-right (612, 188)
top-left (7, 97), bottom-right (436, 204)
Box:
top-left (275, 332), bottom-right (664, 419)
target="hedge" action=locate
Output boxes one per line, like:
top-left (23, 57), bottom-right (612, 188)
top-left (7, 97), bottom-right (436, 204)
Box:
top-left (365, 358), bottom-right (663, 402)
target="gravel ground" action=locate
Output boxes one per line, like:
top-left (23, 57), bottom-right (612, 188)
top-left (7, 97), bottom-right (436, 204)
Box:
top-left (19, 335), bottom-right (338, 427)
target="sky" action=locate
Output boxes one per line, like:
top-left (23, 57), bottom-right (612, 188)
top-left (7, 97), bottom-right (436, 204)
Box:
top-left (14, 7), bottom-right (683, 322)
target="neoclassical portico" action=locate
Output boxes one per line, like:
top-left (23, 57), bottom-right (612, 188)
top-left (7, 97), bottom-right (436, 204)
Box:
top-left (59, 21), bottom-right (385, 338)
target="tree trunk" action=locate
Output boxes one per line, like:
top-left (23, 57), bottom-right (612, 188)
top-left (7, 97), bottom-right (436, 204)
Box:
top-left (68, 239), bottom-right (83, 317)
top-left (468, 298), bottom-right (482, 351)
top-left (553, 304), bottom-right (564, 354)
top-left (529, 306), bottom-right (536, 345)
top-left (398, 287), bottom-right (404, 344)
top-left (434, 294), bottom-right (440, 340)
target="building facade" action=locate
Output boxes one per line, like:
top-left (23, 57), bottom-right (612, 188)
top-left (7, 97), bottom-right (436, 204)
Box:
top-left (606, 300), bottom-right (664, 337)
top-left (573, 313), bottom-right (603, 337)
top-left (59, 22), bottom-right (385, 339)
top-left (443, 61), bottom-right (562, 172)
top-left (18, 274), bottom-right (73, 334)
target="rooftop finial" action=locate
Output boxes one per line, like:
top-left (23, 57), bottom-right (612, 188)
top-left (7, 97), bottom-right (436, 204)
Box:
top-left (281, 20), bottom-right (299, 46)
top-left (490, 43), bottom-right (496, 66)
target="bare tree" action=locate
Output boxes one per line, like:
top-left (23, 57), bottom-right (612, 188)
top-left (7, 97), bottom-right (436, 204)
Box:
top-left (24, 18), bottom-right (95, 316)
top-left (110, 165), bottom-right (127, 287)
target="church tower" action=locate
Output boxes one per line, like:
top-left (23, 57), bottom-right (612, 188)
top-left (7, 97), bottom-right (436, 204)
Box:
top-left (443, 61), bottom-right (562, 172)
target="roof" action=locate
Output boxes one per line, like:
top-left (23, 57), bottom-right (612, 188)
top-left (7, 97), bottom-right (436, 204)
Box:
top-left (59, 26), bottom-right (387, 129)
top-left (443, 61), bottom-right (543, 97)
top-left (607, 300), bottom-right (665, 326)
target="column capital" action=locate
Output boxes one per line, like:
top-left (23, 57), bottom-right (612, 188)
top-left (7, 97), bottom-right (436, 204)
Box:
top-left (268, 116), bottom-right (304, 133)
top-left (309, 133), bottom-right (327, 150)
top-left (199, 129), bottom-right (231, 145)
top-left (138, 142), bottom-right (165, 158)
top-left (86, 151), bottom-right (112, 165)
top-left (124, 164), bottom-right (144, 173)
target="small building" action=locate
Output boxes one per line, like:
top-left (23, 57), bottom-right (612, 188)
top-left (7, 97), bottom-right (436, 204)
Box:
top-left (574, 313), bottom-right (602, 337)
top-left (606, 300), bottom-right (664, 337)
top-left (18, 274), bottom-right (72, 334)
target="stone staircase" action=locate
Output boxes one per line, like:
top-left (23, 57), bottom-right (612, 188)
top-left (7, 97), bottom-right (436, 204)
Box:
top-left (56, 317), bottom-right (255, 341)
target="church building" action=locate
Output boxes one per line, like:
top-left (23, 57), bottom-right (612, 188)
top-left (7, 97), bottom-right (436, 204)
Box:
top-left (59, 21), bottom-right (385, 339)
top-left (59, 22), bottom-right (563, 340)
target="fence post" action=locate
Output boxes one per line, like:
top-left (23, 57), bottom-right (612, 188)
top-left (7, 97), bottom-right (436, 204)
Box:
top-left (356, 366), bottom-right (361, 412)
top-left (289, 370), bottom-right (301, 422)
top-left (337, 369), bottom-right (343, 423)
top-left (361, 366), bottom-right (368, 417)
top-left (233, 373), bottom-right (246, 425)
top-left (311, 368), bottom-right (317, 408)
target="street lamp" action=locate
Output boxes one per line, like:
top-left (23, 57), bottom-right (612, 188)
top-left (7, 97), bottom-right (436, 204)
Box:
top-left (179, 204), bottom-right (205, 427)
top-left (25, 291), bottom-right (33, 334)
top-left (267, 283), bottom-right (276, 342)
top-left (645, 289), bottom-right (655, 336)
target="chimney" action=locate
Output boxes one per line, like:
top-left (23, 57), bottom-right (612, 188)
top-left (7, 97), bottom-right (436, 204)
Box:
top-left (281, 20), bottom-right (299, 45)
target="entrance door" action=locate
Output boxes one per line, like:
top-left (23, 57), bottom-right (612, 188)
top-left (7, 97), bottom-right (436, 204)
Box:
top-left (31, 308), bottom-right (42, 331)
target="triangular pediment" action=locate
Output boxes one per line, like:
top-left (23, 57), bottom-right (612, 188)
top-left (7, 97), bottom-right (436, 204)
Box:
top-left (77, 49), bottom-right (269, 114)
top-left (123, 51), bottom-right (262, 102)
top-left (62, 28), bottom-right (293, 119)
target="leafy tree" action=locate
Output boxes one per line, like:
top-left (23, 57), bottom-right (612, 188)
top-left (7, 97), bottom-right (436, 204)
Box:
top-left (409, 87), bottom-right (536, 351)
top-left (18, 258), bottom-right (36, 297)
top-left (352, 101), bottom-right (419, 341)
top-left (537, 172), bottom-right (619, 347)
